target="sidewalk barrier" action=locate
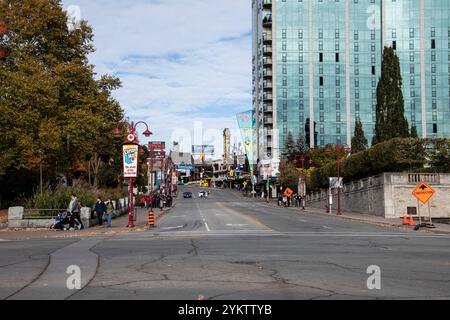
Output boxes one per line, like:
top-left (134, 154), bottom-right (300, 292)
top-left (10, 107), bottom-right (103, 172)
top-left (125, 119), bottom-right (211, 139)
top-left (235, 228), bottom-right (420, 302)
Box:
top-left (409, 215), bottom-right (415, 227)
top-left (403, 212), bottom-right (408, 226)
top-left (148, 209), bottom-right (155, 227)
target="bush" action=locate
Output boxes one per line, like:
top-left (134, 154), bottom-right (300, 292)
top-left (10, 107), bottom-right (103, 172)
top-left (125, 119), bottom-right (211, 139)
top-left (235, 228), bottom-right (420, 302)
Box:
top-left (309, 138), bottom-right (428, 190)
top-left (22, 180), bottom-right (128, 210)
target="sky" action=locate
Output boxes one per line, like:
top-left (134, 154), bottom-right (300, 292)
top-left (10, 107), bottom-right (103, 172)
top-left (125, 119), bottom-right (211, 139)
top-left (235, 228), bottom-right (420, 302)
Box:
top-left (62, 0), bottom-right (252, 158)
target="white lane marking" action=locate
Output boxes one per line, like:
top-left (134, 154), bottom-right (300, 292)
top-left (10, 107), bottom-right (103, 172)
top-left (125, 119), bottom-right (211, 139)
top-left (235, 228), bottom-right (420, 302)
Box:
top-left (204, 222), bottom-right (211, 232)
top-left (170, 215), bottom-right (186, 218)
top-left (160, 226), bottom-right (185, 230)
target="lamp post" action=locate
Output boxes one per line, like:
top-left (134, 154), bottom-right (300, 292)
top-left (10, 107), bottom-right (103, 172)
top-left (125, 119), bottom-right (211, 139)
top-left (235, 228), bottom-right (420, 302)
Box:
top-left (113, 121), bottom-right (152, 228)
top-left (325, 144), bottom-right (351, 216)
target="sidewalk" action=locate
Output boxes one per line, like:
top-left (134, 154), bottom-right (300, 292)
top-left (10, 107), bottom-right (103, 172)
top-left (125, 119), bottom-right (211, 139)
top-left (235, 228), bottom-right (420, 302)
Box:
top-left (244, 191), bottom-right (450, 235)
top-left (0, 205), bottom-right (175, 241)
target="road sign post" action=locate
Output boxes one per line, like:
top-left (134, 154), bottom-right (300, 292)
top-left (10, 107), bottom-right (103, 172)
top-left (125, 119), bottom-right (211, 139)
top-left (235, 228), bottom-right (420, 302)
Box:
top-left (412, 181), bottom-right (436, 227)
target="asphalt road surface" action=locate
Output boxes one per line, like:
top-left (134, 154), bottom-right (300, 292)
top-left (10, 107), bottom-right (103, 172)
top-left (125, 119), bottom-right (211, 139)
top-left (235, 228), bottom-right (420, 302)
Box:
top-left (1, 186), bottom-right (450, 300)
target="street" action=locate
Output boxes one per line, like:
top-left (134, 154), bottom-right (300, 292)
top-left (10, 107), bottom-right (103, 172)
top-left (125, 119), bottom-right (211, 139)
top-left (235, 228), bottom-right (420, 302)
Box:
top-left (1, 186), bottom-right (450, 300)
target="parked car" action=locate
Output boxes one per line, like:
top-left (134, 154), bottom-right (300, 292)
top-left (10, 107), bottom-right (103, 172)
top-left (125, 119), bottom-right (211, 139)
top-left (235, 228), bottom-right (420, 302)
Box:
top-left (183, 192), bottom-right (193, 199)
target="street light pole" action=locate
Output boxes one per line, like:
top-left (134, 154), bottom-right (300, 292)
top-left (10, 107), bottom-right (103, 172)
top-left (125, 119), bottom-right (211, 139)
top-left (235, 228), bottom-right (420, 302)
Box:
top-left (114, 120), bottom-right (153, 228)
top-left (337, 145), bottom-right (341, 216)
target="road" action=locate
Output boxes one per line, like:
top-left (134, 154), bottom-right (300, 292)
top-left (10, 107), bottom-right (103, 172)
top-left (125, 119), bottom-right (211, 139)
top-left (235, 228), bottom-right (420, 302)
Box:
top-left (1, 186), bottom-right (450, 300)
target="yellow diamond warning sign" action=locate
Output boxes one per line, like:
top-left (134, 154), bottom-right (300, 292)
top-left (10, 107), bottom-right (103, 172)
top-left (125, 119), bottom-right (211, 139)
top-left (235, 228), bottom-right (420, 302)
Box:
top-left (412, 181), bottom-right (436, 204)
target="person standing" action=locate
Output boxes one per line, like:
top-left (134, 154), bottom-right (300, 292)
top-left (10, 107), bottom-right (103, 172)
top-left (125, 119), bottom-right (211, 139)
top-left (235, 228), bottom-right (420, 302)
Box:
top-left (94, 197), bottom-right (107, 226)
top-left (105, 200), bottom-right (114, 227)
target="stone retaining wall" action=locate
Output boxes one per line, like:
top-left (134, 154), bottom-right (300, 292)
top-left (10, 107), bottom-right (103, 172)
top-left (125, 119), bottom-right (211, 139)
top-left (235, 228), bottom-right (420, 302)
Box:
top-left (7, 198), bottom-right (130, 229)
top-left (306, 173), bottom-right (450, 219)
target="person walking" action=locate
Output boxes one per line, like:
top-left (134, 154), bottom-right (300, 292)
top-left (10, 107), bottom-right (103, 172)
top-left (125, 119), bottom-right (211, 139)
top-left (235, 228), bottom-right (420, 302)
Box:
top-left (67, 193), bottom-right (78, 230)
top-left (105, 200), bottom-right (114, 227)
top-left (67, 193), bottom-right (83, 230)
top-left (94, 197), bottom-right (107, 226)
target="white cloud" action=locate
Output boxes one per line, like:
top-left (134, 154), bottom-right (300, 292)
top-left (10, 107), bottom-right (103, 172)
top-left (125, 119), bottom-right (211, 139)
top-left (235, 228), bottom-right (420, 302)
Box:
top-left (62, 0), bottom-right (252, 158)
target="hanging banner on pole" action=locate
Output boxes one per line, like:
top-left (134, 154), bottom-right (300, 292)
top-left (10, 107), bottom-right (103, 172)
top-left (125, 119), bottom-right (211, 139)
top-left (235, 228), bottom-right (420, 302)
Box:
top-left (123, 145), bottom-right (139, 178)
top-left (236, 110), bottom-right (256, 166)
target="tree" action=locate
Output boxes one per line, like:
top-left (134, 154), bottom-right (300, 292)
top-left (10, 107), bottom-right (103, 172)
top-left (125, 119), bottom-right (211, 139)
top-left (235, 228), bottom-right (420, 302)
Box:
top-left (351, 120), bottom-right (368, 153)
top-left (410, 125), bottom-right (419, 139)
top-left (281, 131), bottom-right (296, 161)
top-left (374, 46), bottom-right (410, 145)
top-left (295, 133), bottom-right (309, 156)
top-left (0, 0), bottom-right (125, 200)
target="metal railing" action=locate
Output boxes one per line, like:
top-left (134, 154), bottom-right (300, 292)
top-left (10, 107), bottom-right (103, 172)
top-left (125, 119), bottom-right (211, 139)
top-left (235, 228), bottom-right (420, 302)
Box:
top-left (23, 209), bottom-right (66, 219)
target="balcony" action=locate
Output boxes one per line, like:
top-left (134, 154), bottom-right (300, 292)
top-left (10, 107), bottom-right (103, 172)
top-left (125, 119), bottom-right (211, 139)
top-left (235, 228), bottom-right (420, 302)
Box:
top-left (262, 15), bottom-right (272, 28)
top-left (262, 0), bottom-right (272, 9)
top-left (262, 45), bottom-right (272, 55)
top-left (263, 32), bottom-right (272, 44)
top-left (264, 140), bottom-right (273, 148)
top-left (264, 105), bottom-right (273, 113)
top-left (263, 68), bottom-right (272, 78)
top-left (263, 93), bottom-right (273, 101)
top-left (266, 129), bottom-right (273, 137)
top-left (263, 81), bottom-right (273, 89)
top-left (264, 117), bottom-right (273, 124)
top-left (263, 57), bottom-right (272, 66)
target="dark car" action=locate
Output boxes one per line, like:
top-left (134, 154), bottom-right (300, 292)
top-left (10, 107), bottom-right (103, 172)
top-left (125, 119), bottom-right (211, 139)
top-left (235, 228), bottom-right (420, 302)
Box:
top-left (183, 192), bottom-right (193, 199)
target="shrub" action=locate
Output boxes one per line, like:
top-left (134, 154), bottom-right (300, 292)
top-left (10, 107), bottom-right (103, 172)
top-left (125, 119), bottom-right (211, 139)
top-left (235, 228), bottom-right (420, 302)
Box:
top-left (309, 138), bottom-right (428, 190)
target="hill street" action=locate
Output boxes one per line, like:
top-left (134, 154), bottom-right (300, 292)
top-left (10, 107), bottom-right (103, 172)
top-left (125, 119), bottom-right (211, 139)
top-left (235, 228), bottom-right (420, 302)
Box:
top-left (1, 186), bottom-right (450, 300)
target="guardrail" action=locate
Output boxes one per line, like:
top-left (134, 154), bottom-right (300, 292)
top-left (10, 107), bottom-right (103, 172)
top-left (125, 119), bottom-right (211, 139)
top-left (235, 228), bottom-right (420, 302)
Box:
top-left (23, 209), bottom-right (67, 219)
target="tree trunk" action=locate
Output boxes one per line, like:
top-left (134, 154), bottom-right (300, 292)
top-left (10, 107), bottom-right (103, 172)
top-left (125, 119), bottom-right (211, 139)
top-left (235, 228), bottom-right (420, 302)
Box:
top-left (90, 153), bottom-right (102, 190)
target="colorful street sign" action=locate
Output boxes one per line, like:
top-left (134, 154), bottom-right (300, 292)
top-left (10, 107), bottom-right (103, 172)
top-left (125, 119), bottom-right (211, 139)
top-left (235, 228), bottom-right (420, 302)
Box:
top-left (123, 145), bottom-right (139, 178)
top-left (284, 187), bottom-right (294, 197)
top-left (149, 141), bottom-right (165, 150)
top-left (412, 181), bottom-right (436, 204)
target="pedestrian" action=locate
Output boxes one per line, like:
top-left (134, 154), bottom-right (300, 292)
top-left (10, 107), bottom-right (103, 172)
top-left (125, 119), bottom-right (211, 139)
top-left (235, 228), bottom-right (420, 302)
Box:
top-left (278, 195), bottom-right (283, 206)
top-left (301, 196), bottom-right (306, 211)
top-left (67, 193), bottom-right (78, 230)
top-left (105, 200), bottom-right (114, 227)
top-left (94, 196), bottom-right (107, 226)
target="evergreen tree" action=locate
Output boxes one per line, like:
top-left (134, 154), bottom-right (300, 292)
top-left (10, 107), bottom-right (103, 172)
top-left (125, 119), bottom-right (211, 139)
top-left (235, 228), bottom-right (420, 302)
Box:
top-left (295, 133), bottom-right (309, 156)
top-left (351, 119), bottom-right (368, 153)
top-left (282, 131), bottom-right (296, 161)
top-left (410, 125), bottom-right (419, 138)
top-left (374, 46), bottom-right (410, 144)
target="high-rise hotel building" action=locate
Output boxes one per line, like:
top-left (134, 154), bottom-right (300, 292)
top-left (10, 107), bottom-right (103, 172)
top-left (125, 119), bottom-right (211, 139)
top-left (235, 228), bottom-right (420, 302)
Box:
top-left (252, 0), bottom-right (450, 160)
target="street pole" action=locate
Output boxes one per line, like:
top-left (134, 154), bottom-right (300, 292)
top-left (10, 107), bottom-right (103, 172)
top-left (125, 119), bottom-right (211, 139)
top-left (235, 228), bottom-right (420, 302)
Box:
top-left (128, 177), bottom-right (135, 228)
top-left (337, 145), bottom-right (342, 216)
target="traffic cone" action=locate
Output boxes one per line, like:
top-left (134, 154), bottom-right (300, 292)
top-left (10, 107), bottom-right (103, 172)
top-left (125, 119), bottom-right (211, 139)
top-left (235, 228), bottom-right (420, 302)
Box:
top-left (148, 209), bottom-right (155, 228)
top-left (402, 212), bottom-right (408, 226)
top-left (409, 215), bottom-right (414, 227)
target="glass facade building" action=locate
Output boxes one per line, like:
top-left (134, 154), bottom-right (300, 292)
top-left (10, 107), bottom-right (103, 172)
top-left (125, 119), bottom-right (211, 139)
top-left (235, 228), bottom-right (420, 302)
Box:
top-left (252, 0), bottom-right (450, 160)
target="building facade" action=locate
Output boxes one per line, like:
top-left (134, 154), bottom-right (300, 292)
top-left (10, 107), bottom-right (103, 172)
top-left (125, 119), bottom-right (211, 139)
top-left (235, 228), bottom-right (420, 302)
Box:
top-left (252, 0), bottom-right (450, 160)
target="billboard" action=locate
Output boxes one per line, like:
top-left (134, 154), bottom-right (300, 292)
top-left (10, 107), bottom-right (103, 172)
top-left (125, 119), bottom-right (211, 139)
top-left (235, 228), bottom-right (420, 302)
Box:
top-left (149, 141), bottom-right (165, 150)
top-left (123, 145), bottom-right (139, 178)
top-left (236, 110), bottom-right (255, 165)
top-left (192, 145), bottom-right (215, 155)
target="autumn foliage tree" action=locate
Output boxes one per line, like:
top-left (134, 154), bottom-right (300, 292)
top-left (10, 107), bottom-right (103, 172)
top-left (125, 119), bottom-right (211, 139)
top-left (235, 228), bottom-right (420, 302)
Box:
top-left (0, 0), bottom-right (125, 204)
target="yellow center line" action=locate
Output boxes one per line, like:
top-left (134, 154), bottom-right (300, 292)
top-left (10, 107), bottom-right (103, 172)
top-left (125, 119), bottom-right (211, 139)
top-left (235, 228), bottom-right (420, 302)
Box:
top-left (216, 202), bottom-right (271, 231)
